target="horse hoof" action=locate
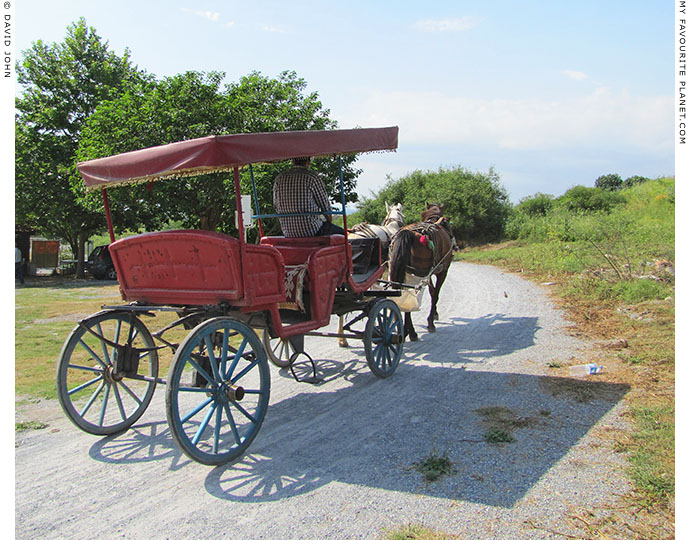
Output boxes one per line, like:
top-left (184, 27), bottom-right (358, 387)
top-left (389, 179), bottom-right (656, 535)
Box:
top-left (338, 342), bottom-right (349, 348)
top-left (409, 334), bottom-right (418, 342)
top-left (427, 325), bottom-right (436, 333)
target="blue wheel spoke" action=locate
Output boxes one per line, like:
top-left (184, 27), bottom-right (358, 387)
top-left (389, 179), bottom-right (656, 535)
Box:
top-left (373, 343), bottom-right (384, 363)
top-left (78, 380), bottom-right (105, 416)
top-left (187, 355), bottom-right (215, 387)
top-left (68, 374), bottom-right (103, 395)
top-left (116, 379), bottom-right (143, 405)
top-left (230, 400), bottom-right (258, 424)
top-left (96, 322), bottom-right (111, 364)
top-left (204, 336), bottom-right (221, 382)
top-left (220, 329), bottom-right (229, 382)
top-left (224, 402), bottom-right (242, 445)
top-left (178, 385), bottom-right (218, 393)
top-left (77, 339), bottom-right (108, 369)
top-left (112, 383), bottom-right (127, 422)
top-left (67, 363), bottom-right (103, 374)
top-left (213, 403), bottom-right (223, 453)
top-left (181, 396), bottom-right (214, 423)
top-left (98, 383), bottom-right (111, 427)
top-left (231, 356), bottom-right (259, 385)
top-left (192, 402), bottom-right (217, 445)
top-left (224, 338), bottom-right (248, 380)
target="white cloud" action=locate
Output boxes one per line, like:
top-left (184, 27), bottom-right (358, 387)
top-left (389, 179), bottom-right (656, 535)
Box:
top-left (561, 70), bottom-right (588, 81)
top-left (181, 8), bottom-right (224, 24)
top-left (261, 24), bottom-right (287, 33)
top-left (414, 17), bottom-right (480, 32)
top-left (336, 88), bottom-right (672, 154)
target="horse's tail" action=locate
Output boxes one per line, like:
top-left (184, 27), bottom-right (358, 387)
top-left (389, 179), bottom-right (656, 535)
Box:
top-left (389, 229), bottom-right (415, 287)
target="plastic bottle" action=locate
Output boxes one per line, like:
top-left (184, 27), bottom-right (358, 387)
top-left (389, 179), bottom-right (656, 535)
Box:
top-left (569, 363), bottom-right (604, 377)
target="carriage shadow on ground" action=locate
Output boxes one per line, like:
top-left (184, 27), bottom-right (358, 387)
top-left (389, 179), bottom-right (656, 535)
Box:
top-left (86, 312), bottom-right (628, 509)
top-left (200, 310), bottom-right (627, 508)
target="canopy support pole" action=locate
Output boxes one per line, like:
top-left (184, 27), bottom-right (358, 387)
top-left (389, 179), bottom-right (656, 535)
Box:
top-left (249, 164), bottom-right (264, 238)
top-left (338, 156), bottom-right (348, 234)
top-left (102, 189), bottom-right (116, 243)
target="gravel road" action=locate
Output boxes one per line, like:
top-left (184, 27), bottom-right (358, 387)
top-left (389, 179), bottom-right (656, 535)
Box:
top-left (15, 262), bottom-right (632, 540)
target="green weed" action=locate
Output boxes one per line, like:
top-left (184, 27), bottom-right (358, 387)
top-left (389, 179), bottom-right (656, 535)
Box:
top-left (15, 420), bottom-right (48, 432)
top-left (484, 428), bottom-right (514, 444)
top-left (411, 451), bottom-right (456, 482)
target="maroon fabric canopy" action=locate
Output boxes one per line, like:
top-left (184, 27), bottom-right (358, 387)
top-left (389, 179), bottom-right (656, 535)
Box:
top-left (77, 127), bottom-right (398, 191)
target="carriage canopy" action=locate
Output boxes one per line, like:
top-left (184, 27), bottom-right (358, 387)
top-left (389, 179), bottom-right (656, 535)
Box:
top-left (77, 127), bottom-right (399, 191)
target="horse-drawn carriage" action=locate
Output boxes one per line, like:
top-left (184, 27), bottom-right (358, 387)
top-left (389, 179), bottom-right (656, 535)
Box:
top-left (57, 127), bottom-right (422, 465)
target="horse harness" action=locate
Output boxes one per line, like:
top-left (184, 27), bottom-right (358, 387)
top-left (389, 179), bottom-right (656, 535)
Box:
top-left (398, 217), bottom-right (455, 279)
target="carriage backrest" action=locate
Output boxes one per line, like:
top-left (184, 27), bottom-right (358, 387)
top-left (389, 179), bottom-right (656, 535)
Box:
top-left (110, 230), bottom-right (284, 306)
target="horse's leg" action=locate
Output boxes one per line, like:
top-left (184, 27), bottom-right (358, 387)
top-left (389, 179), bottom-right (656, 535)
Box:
top-left (405, 312), bottom-right (418, 342)
top-left (338, 315), bottom-right (348, 347)
top-left (427, 270), bottom-right (448, 332)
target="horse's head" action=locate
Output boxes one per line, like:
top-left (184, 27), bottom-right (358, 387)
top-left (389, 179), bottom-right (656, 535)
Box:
top-left (422, 202), bottom-right (445, 222)
top-left (383, 202), bottom-right (404, 227)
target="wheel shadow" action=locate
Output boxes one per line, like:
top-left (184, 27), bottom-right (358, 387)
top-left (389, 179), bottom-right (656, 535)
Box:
top-left (88, 420), bottom-right (194, 471)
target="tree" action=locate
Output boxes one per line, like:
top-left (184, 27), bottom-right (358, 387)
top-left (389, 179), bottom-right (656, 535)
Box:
top-left (350, 166), bottom-right (511, 244)
top-left (79, 69), bottom-right (358, 238)
top-left (15, 18), bottom-right (150, 276)
top-left (594, 173), bottom-right (623, 191)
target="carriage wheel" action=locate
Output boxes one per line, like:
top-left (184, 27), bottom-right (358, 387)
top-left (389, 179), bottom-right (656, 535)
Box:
top-left (166, 317), bottom-right (270, 465)
top-left (56, 311), bottom-right (159, 436)
top-left (364, 299), bottom-right (404, 378)
top-left (262, 331), bottom-right (295, 368)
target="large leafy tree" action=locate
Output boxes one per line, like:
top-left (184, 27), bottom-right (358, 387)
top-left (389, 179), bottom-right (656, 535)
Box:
top-left (15, 18), bottom-right (150, 276)
top-left (79, 69), bottom-right (360, 238)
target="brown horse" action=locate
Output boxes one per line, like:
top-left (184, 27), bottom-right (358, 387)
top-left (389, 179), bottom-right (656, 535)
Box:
top-left (388, 203), bottom-right (454, 341)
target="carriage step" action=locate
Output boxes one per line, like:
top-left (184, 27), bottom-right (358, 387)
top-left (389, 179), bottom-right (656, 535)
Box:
top-left (288, 352), bottom-right (323, 385)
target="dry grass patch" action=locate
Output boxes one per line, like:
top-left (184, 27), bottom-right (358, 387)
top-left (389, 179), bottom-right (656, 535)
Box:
top-left (379, 523), bottom-right (461, 540)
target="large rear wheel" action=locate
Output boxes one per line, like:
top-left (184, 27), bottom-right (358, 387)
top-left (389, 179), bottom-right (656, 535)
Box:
top-left (56, 311), bottom-right (158, 436)
top-left (166, 317), bottom-right (270, 465)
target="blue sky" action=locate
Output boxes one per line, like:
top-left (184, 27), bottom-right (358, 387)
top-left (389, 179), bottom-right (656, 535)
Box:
top-left (13, 0), bottom-right (675, 203)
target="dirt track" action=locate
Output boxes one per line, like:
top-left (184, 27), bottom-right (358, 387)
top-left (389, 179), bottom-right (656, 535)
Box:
top-left (15, 262), bottom-right (632, 540)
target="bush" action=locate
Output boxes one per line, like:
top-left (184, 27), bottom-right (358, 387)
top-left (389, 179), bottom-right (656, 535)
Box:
top-left (515, 192), bottom-right (554, 216)
top-left (353, 166), bottom-right (511, 244)
top-left (595, 173), bottom-right (623, 191)
top-left (558, 185), bottom-right (625, 213)
top-left (624, 175), bottom-right (650, 188)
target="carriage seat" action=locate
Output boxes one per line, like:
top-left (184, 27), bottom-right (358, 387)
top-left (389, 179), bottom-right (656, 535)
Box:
top-left (261, 235), bottom-right (347, 316)
top-left (260, 235), bottom-right (345, 266)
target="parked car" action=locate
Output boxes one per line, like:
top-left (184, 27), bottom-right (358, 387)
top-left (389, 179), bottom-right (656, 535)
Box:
top-left (86, 245), bottom-right (117, 280)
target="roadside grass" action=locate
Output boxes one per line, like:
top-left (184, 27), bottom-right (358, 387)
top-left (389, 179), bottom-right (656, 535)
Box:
top-left (454, 179), bottom-right (675, 538)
